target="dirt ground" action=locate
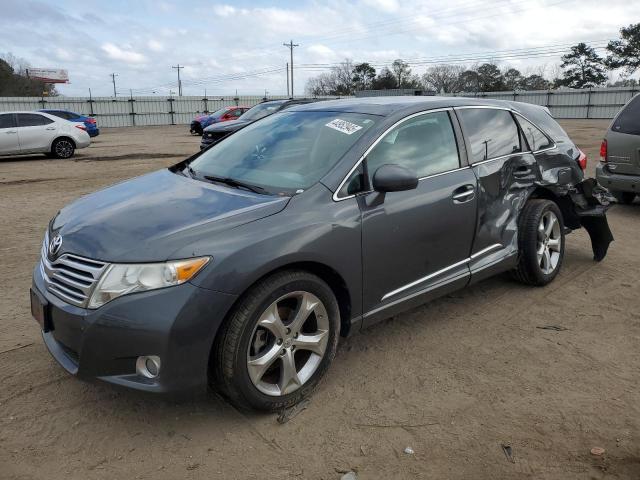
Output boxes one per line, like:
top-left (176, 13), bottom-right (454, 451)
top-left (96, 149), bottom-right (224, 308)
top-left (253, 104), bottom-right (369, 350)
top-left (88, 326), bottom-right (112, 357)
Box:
top-left (1, 120), bottom-right (639, 479)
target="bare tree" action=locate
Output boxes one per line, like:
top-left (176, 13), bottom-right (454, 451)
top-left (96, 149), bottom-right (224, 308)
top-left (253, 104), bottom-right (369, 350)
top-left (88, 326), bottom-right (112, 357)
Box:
top-left (422, 64), bottom-right (465, 93)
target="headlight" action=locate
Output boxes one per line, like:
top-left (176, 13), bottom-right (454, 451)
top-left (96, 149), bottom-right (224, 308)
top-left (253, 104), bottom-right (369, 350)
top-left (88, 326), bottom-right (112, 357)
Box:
top-left (88, 257), bottom-right (210, 309)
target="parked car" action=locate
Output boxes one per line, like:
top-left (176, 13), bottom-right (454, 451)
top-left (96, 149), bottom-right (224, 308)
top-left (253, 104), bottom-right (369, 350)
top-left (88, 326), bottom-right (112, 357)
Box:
top-left (0, 111), bottom-right (90, 159)
top-left (190, 106), bottom-right (249, 135)
top-left (31, 97), bottom-right (613, 411)
top-left (200, 99), bottom-right (320, 149)
top-left (596, 93), bottom-right (640, 204)
top-left (40, 109), bottom-right (100, 137)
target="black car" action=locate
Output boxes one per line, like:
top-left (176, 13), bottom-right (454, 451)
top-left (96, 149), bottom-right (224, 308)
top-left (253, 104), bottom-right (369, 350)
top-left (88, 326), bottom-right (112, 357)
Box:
top-left (200, 98), bottom-right (319, 149)
top-left (31, 97), bottom-right (613, 411)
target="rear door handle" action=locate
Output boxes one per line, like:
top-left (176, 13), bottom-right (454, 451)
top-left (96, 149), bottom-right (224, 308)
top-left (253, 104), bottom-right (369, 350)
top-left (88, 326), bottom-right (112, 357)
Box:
top-left (452, 184), bottom-right (475, 203)
top-left (45, 127), bottom-right (56, 130)
top-left (5, 130), bottom-right (17, 134)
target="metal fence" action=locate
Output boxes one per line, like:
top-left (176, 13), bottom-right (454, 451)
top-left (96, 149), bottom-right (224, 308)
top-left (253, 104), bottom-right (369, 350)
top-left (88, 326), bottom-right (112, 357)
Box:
top-left (442, 86), bottom-right (639, 119)
top-left (0, 87), bottom-right (637, 125)
top-left (0, 95), bottom-right (343, 128)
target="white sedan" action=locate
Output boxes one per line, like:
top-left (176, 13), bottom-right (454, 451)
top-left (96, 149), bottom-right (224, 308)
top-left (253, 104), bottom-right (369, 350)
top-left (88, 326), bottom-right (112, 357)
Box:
top-left (0, 111), bottom-right (91, 159)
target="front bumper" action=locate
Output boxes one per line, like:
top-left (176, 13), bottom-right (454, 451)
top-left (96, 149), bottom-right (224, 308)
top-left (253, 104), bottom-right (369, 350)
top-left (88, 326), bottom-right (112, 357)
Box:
top-left (32, 263), bottom-right (237, 393)
top-left (596, 163), bottom-right (640, 194)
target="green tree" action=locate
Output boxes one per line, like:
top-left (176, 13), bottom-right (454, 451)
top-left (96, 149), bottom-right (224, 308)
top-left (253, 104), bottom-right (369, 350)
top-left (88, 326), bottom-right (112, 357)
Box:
top-left (0, 54), bottom-right (58, 96)
top-left (558, 43), bottom-right (607, 88)
top-left (459, 69), bottom-right (480, 92)
top-left (352, 63), bottom-right (376, 91)
top-left (606, 23), bottom-right (640, 76)
top-left (521, 74), bottom-right (550, 90)
top-left (477, 63), bottom-right (505, 91)
top-left (371, 67), bottom-right (397, 89)
top-left (503, 68), bottom-right (523, 90)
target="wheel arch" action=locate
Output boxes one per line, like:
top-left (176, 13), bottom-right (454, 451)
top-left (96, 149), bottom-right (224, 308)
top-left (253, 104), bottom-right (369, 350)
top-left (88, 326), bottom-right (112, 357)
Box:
top-left (51, 135), bottom-right (77, 151)
top-left (526, 186), bottom-right (580, 229)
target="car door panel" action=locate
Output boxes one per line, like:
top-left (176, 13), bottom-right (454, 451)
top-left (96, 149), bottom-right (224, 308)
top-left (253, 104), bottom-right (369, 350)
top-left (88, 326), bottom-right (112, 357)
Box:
top-left (360, 167), bottom-right (477, 323)
top-left (0, 113), bottom-right (20, 154)
top-left (454, 107), bottom-right (538, 278)
top-left (358, 110), bottom-right (477, 323)
top-left (17, 113), bottom-right (58, 153)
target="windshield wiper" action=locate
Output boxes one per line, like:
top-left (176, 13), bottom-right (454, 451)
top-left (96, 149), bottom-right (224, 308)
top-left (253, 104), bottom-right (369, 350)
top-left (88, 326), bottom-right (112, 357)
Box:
top-left (203, 175), bottom-right (266, 194)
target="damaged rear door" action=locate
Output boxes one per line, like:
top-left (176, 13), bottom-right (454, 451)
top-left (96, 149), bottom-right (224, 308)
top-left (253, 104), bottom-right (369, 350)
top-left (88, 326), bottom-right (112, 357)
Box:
top-left (454, 106), bottom-right (537, 280)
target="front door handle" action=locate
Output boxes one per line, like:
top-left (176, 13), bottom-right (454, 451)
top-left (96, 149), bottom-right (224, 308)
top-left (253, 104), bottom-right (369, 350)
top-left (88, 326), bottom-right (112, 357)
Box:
top-left (5, 130), bottom-right (17, 134)
top-left (452, 184), bottom-right (475, 203)
top-left (45, 127), bottom-right (56, 130)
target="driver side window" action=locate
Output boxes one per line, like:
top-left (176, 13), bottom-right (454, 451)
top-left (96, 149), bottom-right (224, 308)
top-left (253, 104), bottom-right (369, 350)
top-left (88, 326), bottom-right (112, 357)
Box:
top-left (366, 111), bottom-right (460, 180)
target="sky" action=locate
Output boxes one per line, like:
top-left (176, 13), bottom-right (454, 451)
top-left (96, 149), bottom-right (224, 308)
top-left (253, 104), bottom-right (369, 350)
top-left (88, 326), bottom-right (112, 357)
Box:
top-left (1, 0), bottom-right (638, 97)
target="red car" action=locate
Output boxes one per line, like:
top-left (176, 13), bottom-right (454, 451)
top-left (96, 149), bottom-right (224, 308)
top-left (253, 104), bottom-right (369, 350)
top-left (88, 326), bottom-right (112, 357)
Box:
top-left (190, 106), bottom-right (249, 135)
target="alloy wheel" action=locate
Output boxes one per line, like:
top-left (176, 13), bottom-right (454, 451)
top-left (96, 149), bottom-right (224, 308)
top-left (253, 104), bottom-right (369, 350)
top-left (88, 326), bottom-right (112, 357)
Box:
top-left (537, 210), bottom-right (561, 275)
top-left (246, 291), bottom-right (329, 396)
top-left (55, 140), bottom-right (73, 158)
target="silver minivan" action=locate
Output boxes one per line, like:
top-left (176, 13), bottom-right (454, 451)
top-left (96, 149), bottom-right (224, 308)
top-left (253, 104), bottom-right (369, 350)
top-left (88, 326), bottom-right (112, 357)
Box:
top-left (597, 94), bottom-right (640, 204)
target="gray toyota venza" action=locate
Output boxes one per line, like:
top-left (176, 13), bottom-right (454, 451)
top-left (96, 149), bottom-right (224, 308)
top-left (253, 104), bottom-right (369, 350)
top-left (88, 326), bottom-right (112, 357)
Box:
top-left (31, 97), bottom-right (614, 410)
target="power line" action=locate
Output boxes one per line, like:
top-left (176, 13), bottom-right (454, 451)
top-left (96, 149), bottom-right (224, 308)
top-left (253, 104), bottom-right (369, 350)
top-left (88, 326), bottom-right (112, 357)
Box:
top-left (283, 40), bottom-right (300, 96)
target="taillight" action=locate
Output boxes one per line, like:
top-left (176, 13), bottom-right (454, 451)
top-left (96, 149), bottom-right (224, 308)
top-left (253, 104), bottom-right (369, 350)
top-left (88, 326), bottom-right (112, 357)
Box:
top-left (577, 149), bottom-right (587, 171)
top-left (87, 117), bottom-right (96, 124)
top-left (75, 124), bottom-right (87, 131)
top-left (600, 139), bottom-right (607, 163)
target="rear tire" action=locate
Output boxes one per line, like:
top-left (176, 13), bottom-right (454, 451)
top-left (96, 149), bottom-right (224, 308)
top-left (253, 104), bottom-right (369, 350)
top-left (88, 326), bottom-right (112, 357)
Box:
top-left (212, 270), bottom-right (340, 411)
top-left (611, 191), bottom-right (636, 205)
top-left (51, 138), bottom-right (75, 159)
top-left (512, 199), bottom-right (565, 286)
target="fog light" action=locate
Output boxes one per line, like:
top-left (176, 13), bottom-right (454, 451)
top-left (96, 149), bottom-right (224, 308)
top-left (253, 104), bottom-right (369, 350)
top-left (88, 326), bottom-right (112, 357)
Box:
top-left (136, 355), bottom-right (161, 379)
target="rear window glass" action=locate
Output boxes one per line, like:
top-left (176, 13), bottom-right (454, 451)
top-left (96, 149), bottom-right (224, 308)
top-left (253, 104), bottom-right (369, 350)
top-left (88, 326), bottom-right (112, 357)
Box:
top-left (612, 94), bottom-right (640, 136)
top-left (17, 113), bottom-right (53, 127)
top-left (457, 108), bottom-right (521, 163)
top-left (0, 113), bottom-right (15, 128)
top-left (517, 116), bottom-right (553, 151)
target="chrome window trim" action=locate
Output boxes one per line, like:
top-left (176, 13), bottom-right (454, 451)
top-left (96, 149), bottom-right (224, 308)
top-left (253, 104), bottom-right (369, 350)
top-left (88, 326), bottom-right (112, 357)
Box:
top-left (380, 243), bottom-right (503, 302)
top-left (332, 107), bottom-right (456, 202)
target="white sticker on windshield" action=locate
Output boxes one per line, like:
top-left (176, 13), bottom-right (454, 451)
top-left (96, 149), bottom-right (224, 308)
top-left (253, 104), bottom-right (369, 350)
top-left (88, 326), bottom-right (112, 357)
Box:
top-left (325, 118), bottom-right (363, 135)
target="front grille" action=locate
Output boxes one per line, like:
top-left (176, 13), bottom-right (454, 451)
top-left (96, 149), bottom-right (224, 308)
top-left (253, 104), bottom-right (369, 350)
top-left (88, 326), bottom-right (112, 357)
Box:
top-left (40, 233), bottom-right (108, 308)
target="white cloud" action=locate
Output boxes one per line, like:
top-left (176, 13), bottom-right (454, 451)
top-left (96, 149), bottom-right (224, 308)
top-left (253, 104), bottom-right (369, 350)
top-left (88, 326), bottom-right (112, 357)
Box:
top-left (213, 5), bottom-right (237, 17)
top-left (147, 39), bottom-right (164, 52)
top-left (362, 0), bottom-right (400, 13)
top-left (101, 43), bottom-right (147, 64)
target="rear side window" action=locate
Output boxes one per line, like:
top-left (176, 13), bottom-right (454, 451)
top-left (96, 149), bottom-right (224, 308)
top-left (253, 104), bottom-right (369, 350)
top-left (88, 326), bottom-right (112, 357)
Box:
top-left (366, 111), bottom-right (460, 179)
top-left (0, 113), bottom-right (16, 128)
top-left (17, 113), bottom-right (53, 127)
top-left (612, 95), bottom-right (640, 135)
top-left (517, 116), bottom-right (553, 151)
top-left (457, 108), bottom-right (521, 163)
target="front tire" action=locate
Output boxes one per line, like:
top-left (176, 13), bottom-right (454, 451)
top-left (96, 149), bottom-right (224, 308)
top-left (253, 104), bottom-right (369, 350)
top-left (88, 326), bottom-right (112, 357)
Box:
top-left (212, 270), bottom-right (340, 411)
top-left (51, 138), bottom-right (75, 159)
top-left (512, 199), bottom-right (565, 286)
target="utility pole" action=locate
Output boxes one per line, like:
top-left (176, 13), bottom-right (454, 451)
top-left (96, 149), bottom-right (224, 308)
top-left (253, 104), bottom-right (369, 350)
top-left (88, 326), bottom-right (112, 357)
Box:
top-left (110, 73), bottom-right (118, 97)
top-left (282, 40), bottom-right (299, 97)
top-left (286, 62), bottom-right (290, 97)
top-left (172, 64), bottom-right (185, 96)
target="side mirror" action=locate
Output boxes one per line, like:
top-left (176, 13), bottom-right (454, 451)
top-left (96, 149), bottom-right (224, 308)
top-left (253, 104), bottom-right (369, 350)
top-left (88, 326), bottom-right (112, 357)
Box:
top-left (372, 164), bottom-right (419, 193)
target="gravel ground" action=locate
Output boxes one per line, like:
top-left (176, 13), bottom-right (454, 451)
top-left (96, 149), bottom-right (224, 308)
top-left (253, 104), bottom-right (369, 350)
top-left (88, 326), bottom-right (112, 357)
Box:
top-left (1, 120), bottom-right (639, 479)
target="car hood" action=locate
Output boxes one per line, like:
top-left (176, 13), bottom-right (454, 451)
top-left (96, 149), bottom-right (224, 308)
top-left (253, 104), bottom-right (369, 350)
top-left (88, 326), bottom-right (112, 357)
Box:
top-left (203, 119), bottom-right (251, 132)
top-left (50, 169), bottom-right (289, 262)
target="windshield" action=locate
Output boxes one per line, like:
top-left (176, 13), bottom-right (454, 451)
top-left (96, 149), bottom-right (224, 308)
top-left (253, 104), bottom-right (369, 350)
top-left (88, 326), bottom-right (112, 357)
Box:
top-left (189, 111), bottom-right (379, 194)
top-left (240, 102), bottom-right (285, 121)
top-left (210, 107), bottom-right (228, 118)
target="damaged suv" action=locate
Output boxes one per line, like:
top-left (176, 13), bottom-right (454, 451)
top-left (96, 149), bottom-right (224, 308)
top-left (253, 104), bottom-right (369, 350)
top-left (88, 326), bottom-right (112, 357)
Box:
top-left (30, 97), bottom-right (613, 411)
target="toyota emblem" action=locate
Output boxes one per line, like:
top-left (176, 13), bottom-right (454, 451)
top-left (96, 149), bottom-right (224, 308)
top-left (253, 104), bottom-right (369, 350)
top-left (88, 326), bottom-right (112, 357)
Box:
top-left (49, 234), bottom-right (63, 258)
